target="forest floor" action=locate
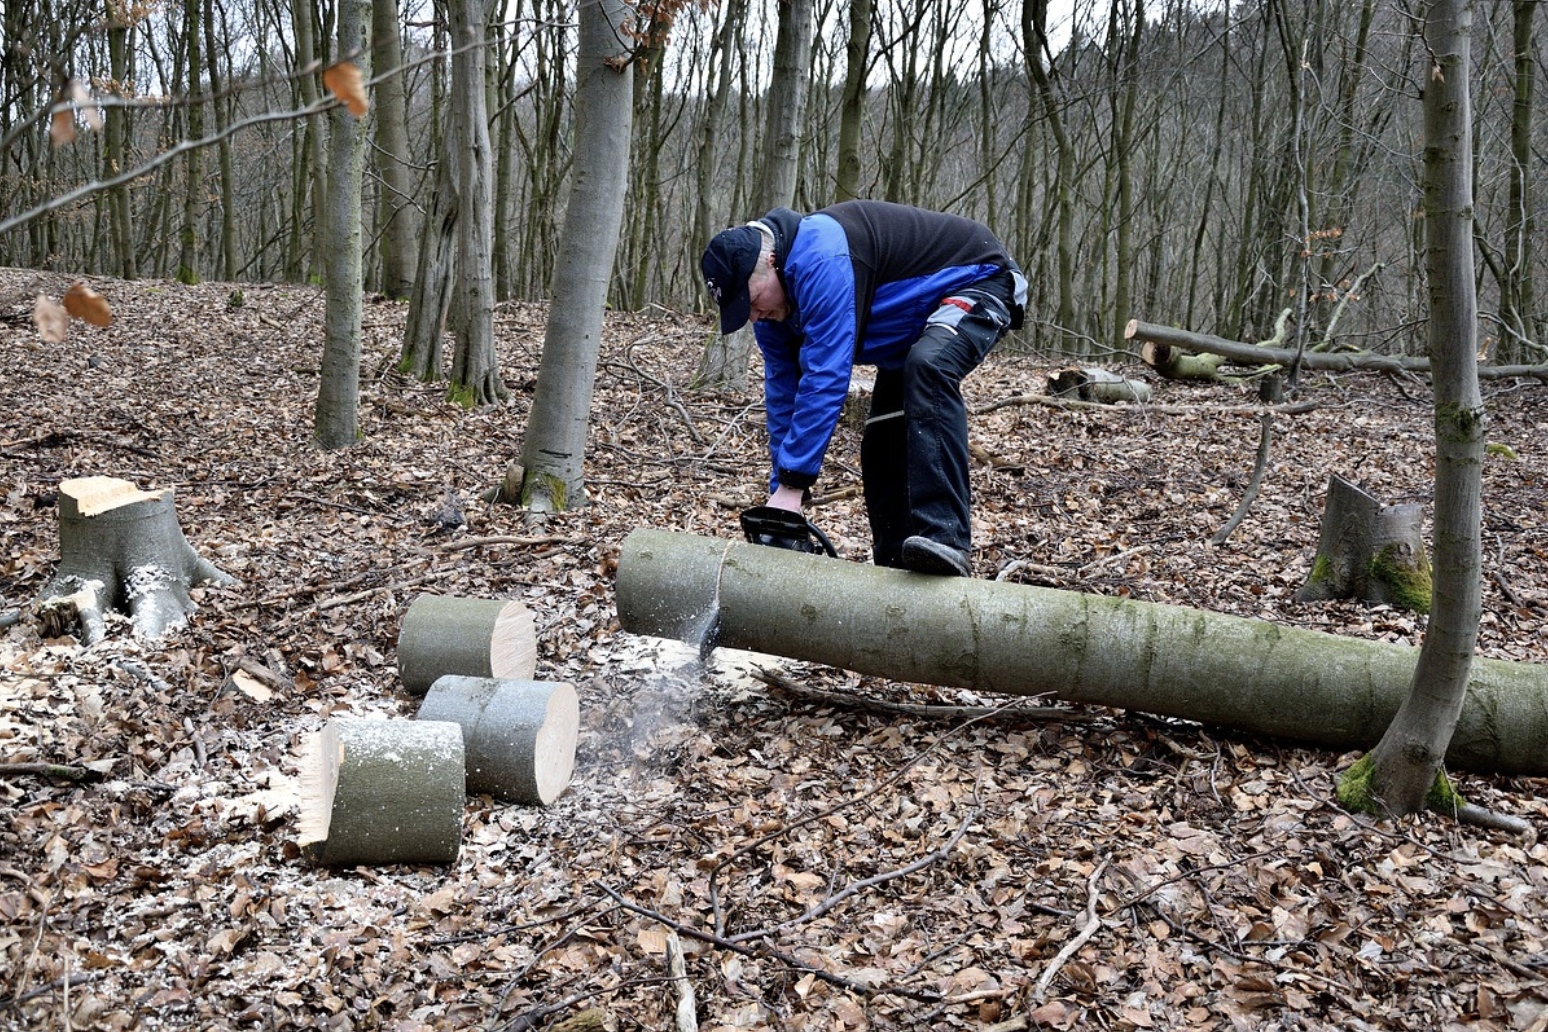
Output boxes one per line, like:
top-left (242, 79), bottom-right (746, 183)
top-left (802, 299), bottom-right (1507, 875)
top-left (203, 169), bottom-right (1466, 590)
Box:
top-left (1, 266), bottom-right (1547, 1032)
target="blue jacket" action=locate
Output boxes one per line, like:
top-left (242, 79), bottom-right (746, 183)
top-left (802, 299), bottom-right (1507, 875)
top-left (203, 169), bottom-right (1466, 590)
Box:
top-left (753, 201), bottom-right (1015, 491)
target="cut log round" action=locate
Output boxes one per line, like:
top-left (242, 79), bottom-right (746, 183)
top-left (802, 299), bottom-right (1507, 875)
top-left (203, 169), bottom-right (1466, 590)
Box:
top-left (298, 717), bottom-right (465, 866)
top-left (415, 675), bottom-right (579, 804)
top-left (35, 476), bottom-right (234, 645)
top-left (396, 594), bottom-right (537, 695)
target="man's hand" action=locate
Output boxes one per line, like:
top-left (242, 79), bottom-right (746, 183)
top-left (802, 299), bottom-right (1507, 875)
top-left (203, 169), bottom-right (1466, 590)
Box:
top-left (767, 485), bottom-right (804, 512)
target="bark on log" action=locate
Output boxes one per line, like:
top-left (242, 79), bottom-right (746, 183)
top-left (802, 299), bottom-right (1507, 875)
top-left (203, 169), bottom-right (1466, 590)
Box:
top-left (396, 594), bottom-right (537, 695)
top-left (35, 476), bottom-right (234, 645)
top-left (1140, 341), bottom-right (1228, 382)
top-left (615, 528), bottom-right (1548, 776)
top-left (298, 717), bottom-right (464, 866)
top-left (1047, 367), bottom-right (1154, 404)
top-left (415, 676), bottom-right (579, 804)
top-left (1295, 476), bottom-right (1431, 612)
top-left (1125, 319), bottom-right (1548, 381)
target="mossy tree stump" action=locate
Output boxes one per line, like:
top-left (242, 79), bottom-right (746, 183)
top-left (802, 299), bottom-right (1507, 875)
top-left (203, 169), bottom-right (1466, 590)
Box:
top-left (35, 476), bottom-right (234, 645)
top-left (1294, 475), bottom-right (1432, 612)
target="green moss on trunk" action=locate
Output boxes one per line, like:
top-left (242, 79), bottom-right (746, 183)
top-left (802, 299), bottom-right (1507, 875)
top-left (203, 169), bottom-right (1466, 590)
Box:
top-left (1368, 542), bottom-right (1432, 613)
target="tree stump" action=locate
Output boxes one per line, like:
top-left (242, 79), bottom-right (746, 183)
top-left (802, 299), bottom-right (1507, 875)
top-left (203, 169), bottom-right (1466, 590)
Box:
top-left (1047, 367), bottom-right (1154, 404)
top-left (396, 594), bottom-right (537, 696)
top-left (1294, 475), bottom-right (1432, 612)
top-left (415, 676), bottom-right (579, 804)
top-left (298, 717), bottom-right (465, 866)
top-left (34, 476), bottom-right (234, 645)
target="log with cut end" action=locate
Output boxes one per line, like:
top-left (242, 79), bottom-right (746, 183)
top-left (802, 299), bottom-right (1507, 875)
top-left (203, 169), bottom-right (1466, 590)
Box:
top-left (396, 594), bottom-right (537, 695)
top-left (34, 476), bottom-right (234, 645)
top-left (615, 527), bottom-right (1548, 776)
top-left (415, 676), bottom-right (579, 804)
top-left (298, 717), bottom-right (465, 866)
top-left (1047, 367), bottom-right (1154, 404)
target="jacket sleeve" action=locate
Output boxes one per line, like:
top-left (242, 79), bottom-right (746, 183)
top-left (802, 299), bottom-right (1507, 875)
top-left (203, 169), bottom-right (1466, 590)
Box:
top-left (760, 252), bottom-right (857, 490)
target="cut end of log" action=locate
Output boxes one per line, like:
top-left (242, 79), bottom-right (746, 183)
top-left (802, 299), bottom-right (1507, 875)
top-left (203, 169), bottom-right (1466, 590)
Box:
top-left (533, 682), bottom-right (580, 805)
top-left (60, 476), bottom-right (168, 517)
top-left (297, 721), bottom-right (344, 848)
top-left (489, 600), bottom-right (538, 681)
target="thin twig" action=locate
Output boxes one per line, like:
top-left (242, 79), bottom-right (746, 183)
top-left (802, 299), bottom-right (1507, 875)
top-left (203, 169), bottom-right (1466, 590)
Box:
top-left (1033, 859), bottom-right (1110, 999)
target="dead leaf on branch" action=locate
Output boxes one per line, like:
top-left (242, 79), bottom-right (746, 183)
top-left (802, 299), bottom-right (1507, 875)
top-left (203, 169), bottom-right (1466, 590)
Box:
top-left (322, 62), bottom-right (369, 117)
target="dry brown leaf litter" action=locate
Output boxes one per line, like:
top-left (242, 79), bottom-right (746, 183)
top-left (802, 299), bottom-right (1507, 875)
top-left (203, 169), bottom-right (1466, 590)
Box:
top-left (0, 267), bottom-right (1546, 1032)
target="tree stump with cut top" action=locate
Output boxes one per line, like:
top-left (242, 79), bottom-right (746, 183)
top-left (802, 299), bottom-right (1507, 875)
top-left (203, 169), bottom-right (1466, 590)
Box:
top-left (34, 476), bottom-right (234, 645)
top-left (1294, 475), bottom-right (1432, 613)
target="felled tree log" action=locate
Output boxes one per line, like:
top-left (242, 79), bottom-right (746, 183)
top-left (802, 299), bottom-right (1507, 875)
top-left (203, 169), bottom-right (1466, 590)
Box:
top-left (397, 594), bottom-right (537, 695)
top-left (34, 476), bottom-right (234, 645)
top-left (1140, 341), bottom-right (1229, 382)
top-left (1295, 476), bottom-right (1431, 612)
top-left (298, 717), bottom-right (465, 866)
top-left (1125, 319), bottom-right (1548, 381)
top-left (415, 675), bottom-right (579, 804)
top-left (1047, 367), bottom-right (1154, 404)
top-left (615, 528), bottom-right (1548, 776)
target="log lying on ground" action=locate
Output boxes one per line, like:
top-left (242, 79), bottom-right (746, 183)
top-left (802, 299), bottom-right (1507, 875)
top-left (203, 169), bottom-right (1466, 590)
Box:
top-left (1296, 476), bottom-right (1431, 612)
top-left (615, 528), bottom-right (1548, 777)
top-left (397, 594), bottom-right (537, 695)
top-left (1125, 319), bottom-right (1548, 381)
top-left (415, 676), bottom-right (579, 804)
top-left (298, 717), bottom-right (465, 866)
top-left (35, 476), bottom-right (234, 645)
top-left (1047, 367), bottom-right (1154, 404)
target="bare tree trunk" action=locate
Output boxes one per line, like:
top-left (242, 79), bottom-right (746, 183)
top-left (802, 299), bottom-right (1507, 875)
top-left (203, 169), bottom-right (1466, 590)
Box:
top-left (398, 145), bottom-right (456, 381)
top-left (373, 0), bottom-right (418, 300)
top-left (835, 0), bottom-right (874, 203)
top-left (105, 9), bottom-right (137, 280)
top-left (1499, 0), bottom-right (1536, 365)
top-left (313, 0), bottom-right (371, 450)
top-left (1345, 0), bottom-right (1484, 819)
top-left (509, 0), bottom-right (633, 511)
top-left (175, 0), bottom-right (203, 285)
top-left (446, 0), bottom-right (506, 407)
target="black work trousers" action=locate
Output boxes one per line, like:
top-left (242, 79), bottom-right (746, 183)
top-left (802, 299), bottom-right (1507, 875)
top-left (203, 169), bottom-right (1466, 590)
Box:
top-left (861, 269), bottom-right (1021, 568)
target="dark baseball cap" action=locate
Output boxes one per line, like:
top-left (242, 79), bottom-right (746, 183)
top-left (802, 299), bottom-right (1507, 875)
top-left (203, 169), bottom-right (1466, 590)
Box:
top-left (701, 225), bottom-right (763, 334)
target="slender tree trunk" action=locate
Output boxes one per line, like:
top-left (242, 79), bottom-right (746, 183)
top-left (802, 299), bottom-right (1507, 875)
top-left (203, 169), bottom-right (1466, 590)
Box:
top-left (1500, 0), bottom-right (1536, 364)
top-left (205, 0), bottom-right (237, 281)
top-left (373, 0), bottom-right (418, 299)
top-left (313, 0), bottom-right (371, 449)
top-left (835, 0), bottom-right (874, 203)
top-left (105, 8), bottom-right (137, 279)
top-left (511, 0), bottom-right (633, 511)
top-left (1024, 0), bottom-right (1074, 338)
top-left (1349, 0), bottom-right (1484, 818)
top-left (1110, 0), bottom-right (1142, 353)
top-left (752, 0), bottom-right (815, 212)
top-left (176, 0), bottom-right (203, 285)
top-left (447, 0), bottom-right (505, 407)
top-left (294, 0), bottom-right (328, 281)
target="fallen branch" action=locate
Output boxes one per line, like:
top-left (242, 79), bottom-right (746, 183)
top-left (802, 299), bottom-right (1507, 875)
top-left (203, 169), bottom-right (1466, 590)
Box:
top-left (600, 885), bottom-right (943, 1003)
top-left (665, 932), bottom-right (698, 1032)
top-left (0, 761), bottom-right (108, 783)
top-left (1125, 319), bottom-right (1548, 381)
top-left (974, 393), bottom-right (1318, 417)
top-left (1210, 411), bottom-right (1275, 546)
top-left (1034, 859), bottom-right (1110, 999)
top-left (750, 667), bottom-right (1085, 723)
